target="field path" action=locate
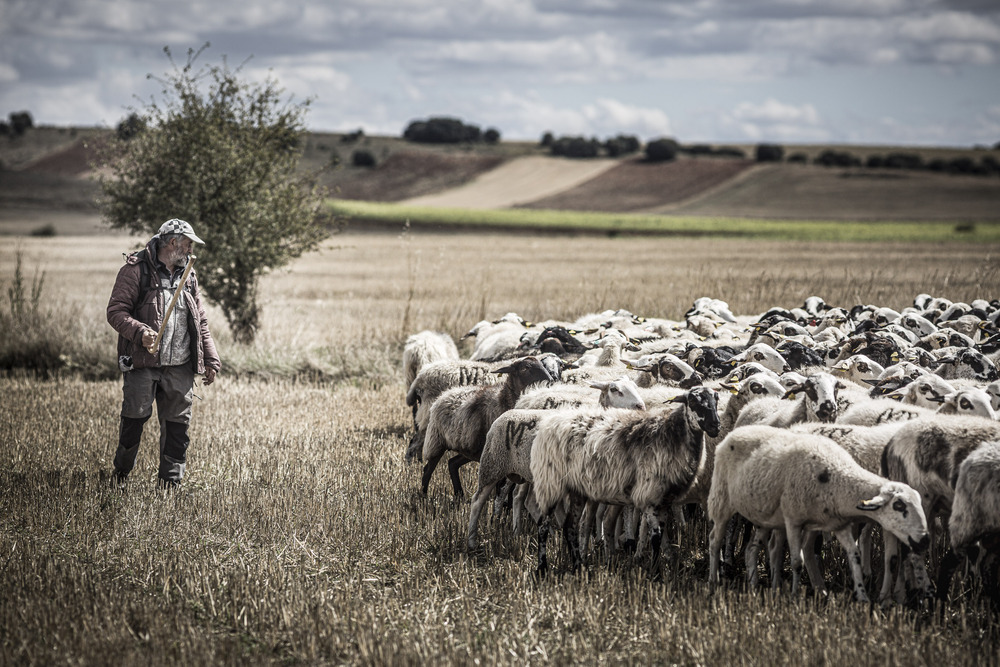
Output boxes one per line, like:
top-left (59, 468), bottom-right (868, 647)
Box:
top-left (399, 155), bottom-right (619, 209)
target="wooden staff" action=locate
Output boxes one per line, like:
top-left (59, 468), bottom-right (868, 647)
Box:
top-left (147, 255), bottom-right (197, 355)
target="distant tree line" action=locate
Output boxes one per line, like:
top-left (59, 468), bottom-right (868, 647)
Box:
top-left (779, 146), bottom-right (1000, 177)
top-left (403, 117), bottom-right (500, 145)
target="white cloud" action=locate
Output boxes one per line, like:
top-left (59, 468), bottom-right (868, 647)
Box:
top-left (720, 98), bottom-right (829, 142)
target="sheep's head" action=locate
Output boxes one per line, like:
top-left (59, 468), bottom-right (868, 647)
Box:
top-left (857, 482), bottom-right (930, 554)
top-left (932, 388), bottom-right (997, 420)
top-left (494, 356), bottom-right (553, 392)
top-left (591, 377), bottom-right (646, 410)
top-left (671, 386), bottom-right (720, 438)
top-left (782, 372), bottom-right (843, 422)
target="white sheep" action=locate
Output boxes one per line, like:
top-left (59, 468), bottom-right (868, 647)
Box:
top-left (878, 415), bottom-right (1000, 603)
top-left (933, 387), bottom-right (997, 420)
top-left (402, 330), bottom-right (461, 390)
top-left (467, 377), bottom-right (647, 550)
top-left (729, 343), bottom-right (791, 375)
top-left (708, 425), bottom-right (930, 602)
top-left (831, 354), bottom-right (885, 387)
top-left (944, 440), bottom-right (1000, 607)
top-left (404, 359), bottom-right (502, 463)
top-left (733, 371), bottom-right (844, 428)
top-left (530, 386), bottom-right (721, 575)
top-left (420, 357), bottom-right (553, 497)
top-left (837, 398), bottom-right (934, 427)
top-left (466, 313), bottom-right (528, 361)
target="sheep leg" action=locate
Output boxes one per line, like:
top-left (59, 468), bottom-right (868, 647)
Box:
top-left (879, 532), bottom-right (901, 605)
top-left (833, 527), bottom-right (869, 603)
top-left (601, 505), bottom-right (623, 558)
top-left (446, 454), bottom-right (471, 498)
top-left (768, 529), bottom-right (787, 594)
top-left (578, 500), bottom-right (597, 557)
top-left (537, 514), bottom-right (552, 576)
top-left (467, 479), bottom-right (499, 550)
top-left (745, 527), bottom-right (766, 590)
top-left (708, 510), bottom-right (733, 589)
top-left (858, 522), bottom-right (874, 582)
top-left (785, 526), bottom-right (804, 597)
top-left (905, 548), bottom-right (934, 603)
top-left (935, 547), bottom-right (963, 603)
top-left (493, 479), bottom-right (515, 519)
top-left (420, 452), bottom-right (444, 495)
top-left (563, 496), bottom-right (584, 572)
top-left (801, 530), bottom-right (827, 595)
top-left (645, 508), bottom-right (664, 579)
top-left (512, 483), bottom-right (530, 535)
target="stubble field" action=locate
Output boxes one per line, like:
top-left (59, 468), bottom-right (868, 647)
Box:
top-left (3, 230), bottom-right (1000, 665)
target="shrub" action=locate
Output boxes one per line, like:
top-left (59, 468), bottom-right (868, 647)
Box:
top-left (115, 113), bottom-right (145, 141)
top-left (30, 224), bottom-right (57, 237)
top-left (550, 136), bottom-right (600, 158)
top-left (680, 144), bottom-right (713, 156)
top-left (787, 153), bottom-right (808, 164)
top-left (9, 111), bottom-right (33, 136)
top-left (604, 134), bottom-right (640, 157)
top-left (814, 150), bottom-right (860, 168)
top-left (483, 128), bottom-right (500, 144)
top-left (540, 132), bottom-right (554, 147)
top-left (755, 143), bottom-right (784, 162)
top-left (866, 155), bottom-right (885, 168)
top-left (714, 146), bottom-right (747, 159)
top-left (645, 137), bottom-right (679, 162)
top-left (403, 117), bottom-right (481, 144)
top-left (0, 121), bottom-right (9, 137)
top-left (341, 129), bottom-right (364, 143)
top-left (884, 153), bottom-right (923, 170)
top-left (352, 149), bottom-right (376, 167)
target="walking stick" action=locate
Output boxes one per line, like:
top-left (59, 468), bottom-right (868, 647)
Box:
top-left (147, 254), bottom-right (197, 355)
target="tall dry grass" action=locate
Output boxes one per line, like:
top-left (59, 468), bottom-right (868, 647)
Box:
top-left (2, 230), bottom-right (1000, 664)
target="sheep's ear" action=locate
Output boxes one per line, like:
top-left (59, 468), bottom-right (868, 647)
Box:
top-left (857, 495), bottom-right (888, 511)
top-left (494, 364), bottom-right (515, 375)
top-left (860, 378), bottom-right (881, 386)
top-left (589, 381), bottom-right (610, 390)
top-left (721, 381), bottom-right (740, 395)
top-left (782, 385), bottom-right (803, 400)
top-left (836, 381), bottom-right (847, 390)
top-left (666, 395), bottom-right (686, 404)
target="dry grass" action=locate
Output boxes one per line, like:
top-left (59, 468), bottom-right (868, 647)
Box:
top-left (3, 230), bottom-right (1000, 664)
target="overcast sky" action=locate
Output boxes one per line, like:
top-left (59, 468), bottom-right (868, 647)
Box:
top-left (2, 0), bottom-right (999, 147)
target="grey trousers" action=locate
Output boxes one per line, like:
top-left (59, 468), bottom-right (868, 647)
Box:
top-left (113, 365), bottom-right (194, 484)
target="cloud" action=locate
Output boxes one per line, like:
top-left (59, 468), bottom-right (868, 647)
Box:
top-left (720, 98), bottom-right (829, 142)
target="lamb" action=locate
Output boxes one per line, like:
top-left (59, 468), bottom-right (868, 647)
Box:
top-left (467, 377), bottom-right (647, 550)
top-left (944, 440), bottom-right (1000, 607)
top-left (402, 330), bottom-right (460, 391)
top-left (530, 386), bottom-right (720, 575)
top-left (404, 359), bottom-right (502, 463)
top-left (420, 357), bottom-right (553, 497)
top-left (878, 415), bottom-right (1000, 603)
top-left (708, 425), bottom-right (930, 602)
top-left (733, 371), bottom-right (844, 428)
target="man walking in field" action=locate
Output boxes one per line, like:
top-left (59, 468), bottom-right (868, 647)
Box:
top-left (107, 218), bottom-right (221, 489)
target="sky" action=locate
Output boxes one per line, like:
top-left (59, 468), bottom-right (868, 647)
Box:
top-left (2, 0), bottom-right (999, 147)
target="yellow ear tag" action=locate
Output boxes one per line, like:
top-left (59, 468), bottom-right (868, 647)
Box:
top-left (787, 392), bottom-right (796, 400)
top-left (729, 387), bottom-right (739, 395)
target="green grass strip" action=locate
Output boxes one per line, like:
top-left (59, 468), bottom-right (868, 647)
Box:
top-left (327, 198), bottom-right (1000, 243)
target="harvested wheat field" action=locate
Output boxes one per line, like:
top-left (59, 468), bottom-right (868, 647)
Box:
top-left (3, 230), bottom-right (1000, 665)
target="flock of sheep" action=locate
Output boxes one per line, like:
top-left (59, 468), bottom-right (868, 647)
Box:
top-left (401, 294), bottom-right (1000, 608)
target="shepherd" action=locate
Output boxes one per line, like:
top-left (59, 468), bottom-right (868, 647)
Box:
top-left (107, 218), bottom-right (221, 489)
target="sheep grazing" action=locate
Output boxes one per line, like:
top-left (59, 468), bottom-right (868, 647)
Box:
top-left (530, 386), bottom-right (720, 575)
top-left (467, 377), bottom-right (647, 550)
top-left (403, 330), bottom-right (461, 390)
top-left (878, 415), bottom-right (1000, 603)
top-left (708, 425), bottom-right (930, 602)
top-left (466, 313), bottom-right (528, 361)
top-left (944, 440), bottom-right (1000, 608)
top-left (421, 357), bottom-right (553, 497)
top-left (404, 359), bottom-right (502, 463)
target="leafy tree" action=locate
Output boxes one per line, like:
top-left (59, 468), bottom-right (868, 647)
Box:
top-left (98, 44), bottom-right (329, 344)
top-left (116, 112), bottom-right (146, 141)
top-left (483, 128), bottom-right (500, 144)
top-left (352, 149), bottom-right (376, 167)
top-left (9, 111), bottom-right (32, 136)
top-left (645, 137), bottom-right (679, 162)
top-left (755, 143), bottom-right (784, 162)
